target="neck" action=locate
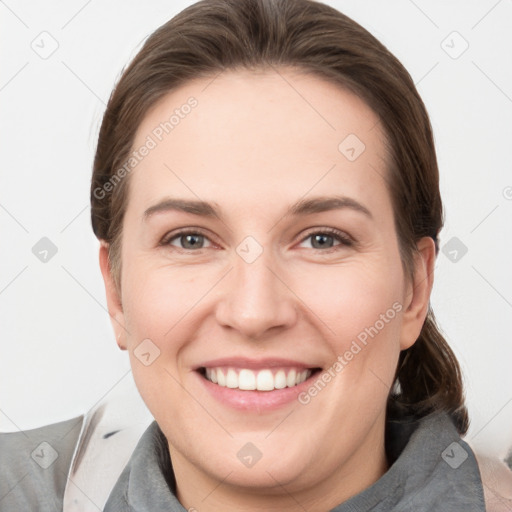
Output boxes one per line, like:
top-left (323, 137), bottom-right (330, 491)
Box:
top-left (169, 417), bottom-right (389, 512)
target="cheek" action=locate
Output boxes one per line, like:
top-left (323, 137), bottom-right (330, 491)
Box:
top-left (121, 267), bottom-right (203, 429)
top-left (119, 263), bottom-right (189, 380)
top-left (293, 259), bottom-right (404, 406)
top-left (297, 259), bottom-right (404, 347)
top-left (122, 262), bottom-right (201, 342)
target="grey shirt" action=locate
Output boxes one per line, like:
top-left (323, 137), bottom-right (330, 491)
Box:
top-left (1, 411), bottom-right (485, 511)
top-left (0, 415), bottom-right (83, 511)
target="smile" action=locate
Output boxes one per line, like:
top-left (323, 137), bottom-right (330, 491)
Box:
top-left (198, 366), bottom-right (323, 392)
top-left (194, 358), bottom-right (323, 410)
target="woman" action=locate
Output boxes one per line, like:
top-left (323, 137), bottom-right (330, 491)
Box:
top-left (1, 0), bottom-right (501, 510)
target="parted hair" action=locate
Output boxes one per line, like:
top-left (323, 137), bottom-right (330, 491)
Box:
top-left (91, 0), bottom-right (468, 434)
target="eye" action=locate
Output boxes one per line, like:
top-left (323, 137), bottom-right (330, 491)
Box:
top-left (298, 228), bottom-right (353, 250)
top-left (162, 230), bottom-right (213, 250)
top-left (160, 227), bottom-right (353, 252)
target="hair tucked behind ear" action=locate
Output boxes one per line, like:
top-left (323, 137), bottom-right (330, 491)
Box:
top-left (90, 0), bottom-right (469, 434)
top-left (392, 308), bottom-right (468, 433)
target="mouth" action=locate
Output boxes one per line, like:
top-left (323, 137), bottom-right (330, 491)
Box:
top-left (197, 366), bottom-right (322, 392)
top-left (193, 358), bottom-right (324, 410)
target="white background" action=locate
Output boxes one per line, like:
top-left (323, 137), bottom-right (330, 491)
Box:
top-left (1, 0), bottom-right (511, 458)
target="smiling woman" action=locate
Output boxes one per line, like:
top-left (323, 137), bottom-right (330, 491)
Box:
top-left (0, 0), bottom-right (498, 511)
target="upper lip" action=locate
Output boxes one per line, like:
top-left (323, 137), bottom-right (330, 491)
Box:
top-left (194, 357), bottom-right (321, 371)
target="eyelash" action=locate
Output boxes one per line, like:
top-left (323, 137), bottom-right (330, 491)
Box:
top-left (159, 227), bottom-right (354, 253)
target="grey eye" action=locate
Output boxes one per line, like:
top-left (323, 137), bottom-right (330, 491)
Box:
top-left (168, 232), bottom-right (212, 250)
top-left (310, 233), bottom-right (336, 249)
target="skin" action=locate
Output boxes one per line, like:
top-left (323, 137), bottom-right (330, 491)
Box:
top-left (99, 67), bottom-right (435, 511)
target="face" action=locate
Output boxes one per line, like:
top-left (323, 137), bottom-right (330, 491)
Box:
top-left (101, 68), bottom-right (433, 506)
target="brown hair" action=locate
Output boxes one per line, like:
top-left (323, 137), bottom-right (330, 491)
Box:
top-left (91, 0), bottom-right (468, 433)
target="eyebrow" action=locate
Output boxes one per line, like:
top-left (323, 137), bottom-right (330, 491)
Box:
top-left (143, 195), bottom-right (373, 221)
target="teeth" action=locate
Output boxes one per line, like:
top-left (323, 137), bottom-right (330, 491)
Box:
top-left (256, 369), bottom-right (274, 391)
top-left (286, 369), bottom-right (297, 387)
top-left (239, 369), bottom-right (256, 390)
top-left (226, 368), bottom-right (238, 388)
top-left (203, 367), bottom-right (312, 391)
top-left (274, 370), bottom-right (287, 389)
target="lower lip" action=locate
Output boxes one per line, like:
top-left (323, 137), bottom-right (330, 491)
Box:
top-left (195, 370), bottom-right (319, 411)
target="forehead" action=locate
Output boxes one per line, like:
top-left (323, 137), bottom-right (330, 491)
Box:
top-left (128, 68), bottom-right (391, 217)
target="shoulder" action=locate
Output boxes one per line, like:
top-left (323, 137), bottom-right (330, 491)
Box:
top-left (472, 451), bottom-right (512, 512)
top-left (384, 410), bottom-right (486, 510)
top-left (63, 377), bottom-right (154, 511)
top-left (0, 376), bottom-right (154, 511)
top-left (0, 415), bottom-right (84, 512)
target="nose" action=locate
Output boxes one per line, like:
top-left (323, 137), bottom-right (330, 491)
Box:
top-left (215, 248), bottom-right (298, 340)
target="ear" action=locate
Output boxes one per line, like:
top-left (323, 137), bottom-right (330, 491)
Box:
top-left (99, 242), bottom-right (127, 350)
top-left (399, 237), bottom-right (436, 350)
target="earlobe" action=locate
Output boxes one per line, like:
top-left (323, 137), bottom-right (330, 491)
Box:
top-left (99, 242), bottom-right (127, 350)
top-left (399, 237), bottom-right (436, 350)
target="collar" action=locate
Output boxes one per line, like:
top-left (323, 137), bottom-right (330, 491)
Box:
top-left (62, 372), bottom-right (153, 511)
top-left (103, 410), bottom-right (485, 511)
